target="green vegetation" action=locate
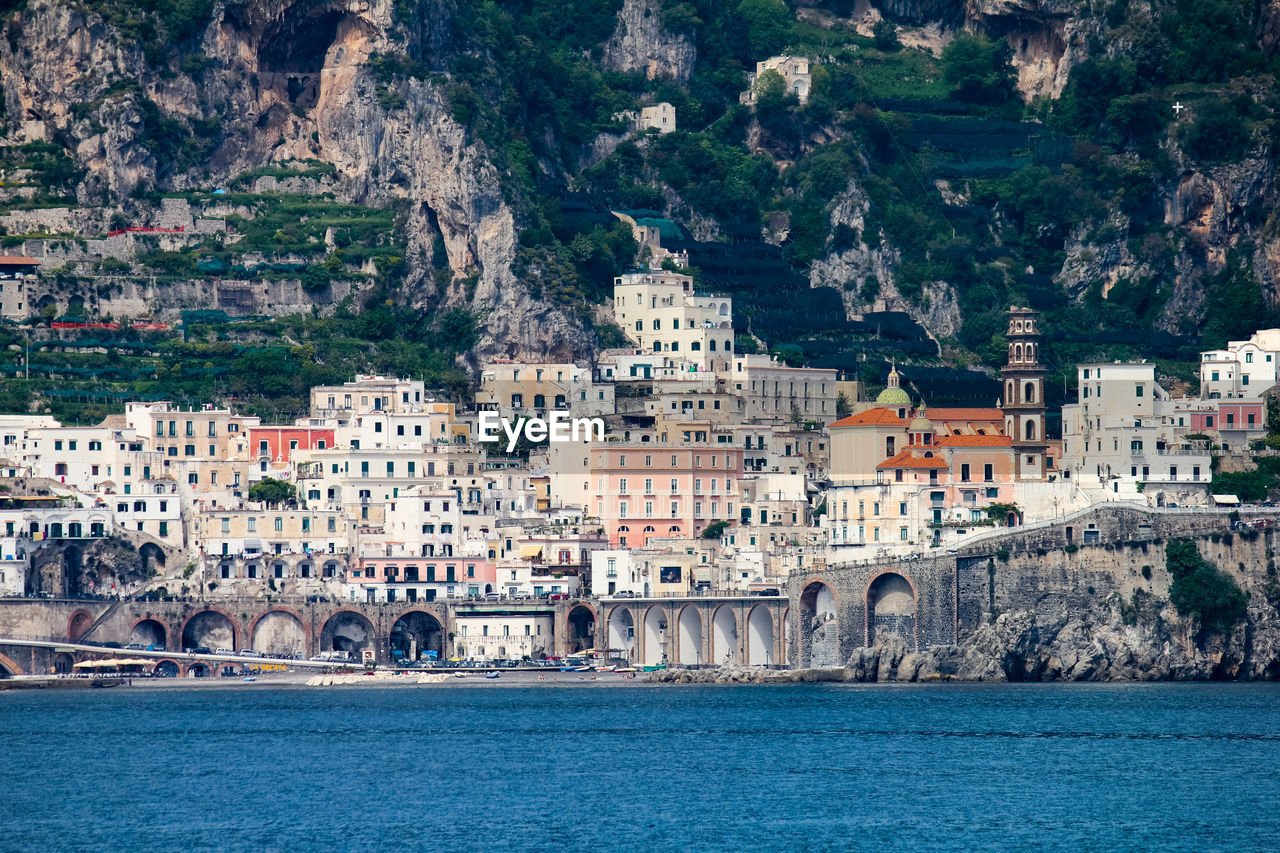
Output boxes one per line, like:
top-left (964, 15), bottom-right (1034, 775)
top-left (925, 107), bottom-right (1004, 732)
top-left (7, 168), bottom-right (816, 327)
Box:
top-left (248, 477), bottom-right (297, 506)
top-left (1165, 539), bottom-right (1248, 633)
top-left (1211, 457), bottom-right (1280, 502)
top-left (701, 519), bottom-right (730, 539)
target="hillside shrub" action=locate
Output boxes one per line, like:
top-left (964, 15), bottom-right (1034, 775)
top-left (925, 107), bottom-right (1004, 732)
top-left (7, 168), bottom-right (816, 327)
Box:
top-left (1165, 539), bottom-right (1247, 632)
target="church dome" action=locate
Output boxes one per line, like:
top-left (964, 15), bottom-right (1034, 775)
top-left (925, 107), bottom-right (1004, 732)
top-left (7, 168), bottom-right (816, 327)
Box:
top-left (876, 364), bottom-right (911, 406)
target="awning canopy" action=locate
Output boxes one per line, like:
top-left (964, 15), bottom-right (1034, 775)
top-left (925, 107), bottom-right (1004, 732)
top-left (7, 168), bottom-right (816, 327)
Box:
top-left (520, 544), bottom-right (544, 559)
top-left (1212, 494), bottom-right (1241, 506)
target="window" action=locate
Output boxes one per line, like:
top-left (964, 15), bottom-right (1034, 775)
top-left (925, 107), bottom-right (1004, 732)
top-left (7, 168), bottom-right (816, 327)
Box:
top-left (275, 517), bottom-right (284, 532)
top-left (248, 518), bottom-right (257, 532)
top-left (1135, 384), bottom-right (1144, 398)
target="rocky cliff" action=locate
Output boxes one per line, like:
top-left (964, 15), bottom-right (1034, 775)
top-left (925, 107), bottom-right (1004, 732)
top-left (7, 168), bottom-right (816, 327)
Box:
top-left (0, 0), bottom-right (595, 364)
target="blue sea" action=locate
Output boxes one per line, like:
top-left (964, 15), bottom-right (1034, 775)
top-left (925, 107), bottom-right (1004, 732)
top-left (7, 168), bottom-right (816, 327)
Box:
top-left (1, 682), bottom-right (1278, 851)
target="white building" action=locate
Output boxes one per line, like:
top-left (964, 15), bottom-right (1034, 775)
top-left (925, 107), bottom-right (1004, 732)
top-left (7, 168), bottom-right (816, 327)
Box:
top-left (1061, 362), bottom-right (1212, 504)
top-left (1199, 329), bottom-right (1280, 399)
top-left (454, 613), bottom-right (554, 661)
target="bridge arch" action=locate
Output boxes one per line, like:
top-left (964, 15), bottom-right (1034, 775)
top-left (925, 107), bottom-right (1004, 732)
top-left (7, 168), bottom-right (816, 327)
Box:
top-left (319, 609), bottom-right (376, 659)
top-left (677, 605), bottom-right (704, 666)
top-left (0, 652), bottom-right (24, 676)
top-left (52, 652), bottom-right (74, 674)
top-left (565, 604), bottom-right (596, 655)
top-left (181, 608), bottom-right (238, 653)
top-left (799, 579), bottom-right (839, 668)
top-left (642, 606), bottom-right (666, 667)
top-left (866, 572), bottom-right (917, 649)
top-left (390, 610), bottom-right (444, 663)
top-left (606, 606), bottom-right (635, 662)
top-left (712, 605), bottom-right (739, 666)
top-left (250, 609), bottom-right (308, 657)
top-left (67, 609), bottom-right (93, 641)
top-left (747, 604), bottom-right (775, 666)
top-left (187, 661), bottom-right (211, 678)
top-left (153, 659), bottom-right (181, 678)
top-left (129, 618), bottom-right (168, 649)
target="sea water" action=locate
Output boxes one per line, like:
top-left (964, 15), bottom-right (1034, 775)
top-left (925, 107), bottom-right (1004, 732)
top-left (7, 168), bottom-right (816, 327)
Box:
top-left (1, 682), bottom-right (1278, 851)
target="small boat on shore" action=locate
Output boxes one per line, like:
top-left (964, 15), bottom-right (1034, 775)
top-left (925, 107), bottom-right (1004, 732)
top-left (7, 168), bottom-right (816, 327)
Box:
top-left (485, 671), bottom-right (500, 679)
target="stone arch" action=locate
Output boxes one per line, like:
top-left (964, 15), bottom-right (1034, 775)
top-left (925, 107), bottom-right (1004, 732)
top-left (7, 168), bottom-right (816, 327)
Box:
top-left (642, 606), bottom-right (666, 667)
top-left (187, 661), bottom-right (211, 678)
top-left (606, 606), bottom-right (635, 662)
top-left (747, 605), bottom-right (775, 666)
top-left (0, 651), bottom-right (22, 676)
top-left (866, 572), bottom-right (917, 649)
top-left (677, 605), bottom-right (703, 666)
top-left (139, 542), bottom-right (166, 574)
top-left (153, 659), bottom-right (181, 678)
top-left (320, 609), bottom-right (376, 659)
top-left (52, 652), bottom-right (74, 674)
top-left (712, 605), bottom-right (739, 666)
top-left (129, 618), bottom-right (167, 649)
top-left (389, 610), bottom-right (444, 663)
top-left (250, 609), bottom-right (308, 658)
top-left (565, 604), bottom-right (596, 655)
top-left (67, 609), bottom-right (94, 641)
top-left (799, 579), bottom-right (839, 668)
top-left (181, 608), bottom-right (238, 653)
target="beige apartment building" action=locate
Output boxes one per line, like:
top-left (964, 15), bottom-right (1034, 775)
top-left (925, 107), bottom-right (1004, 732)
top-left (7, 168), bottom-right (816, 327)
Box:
top-left (613, 271), bottom-right (735, 372)
top-left (475, 361), bottom-right (614, 418)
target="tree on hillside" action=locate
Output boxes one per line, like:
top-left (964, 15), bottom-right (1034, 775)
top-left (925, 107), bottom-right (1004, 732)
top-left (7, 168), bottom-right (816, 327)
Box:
top-left (249, 477), bottom-right (297, 507)
top-left (738, 0), bottom-right (792, 58)
top-left (941, 32), bottom-right (1016, 104)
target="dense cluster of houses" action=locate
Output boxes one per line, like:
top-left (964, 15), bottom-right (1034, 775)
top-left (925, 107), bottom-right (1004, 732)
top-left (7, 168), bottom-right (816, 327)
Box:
top-left (0, 218), bottom-right (1274, 608)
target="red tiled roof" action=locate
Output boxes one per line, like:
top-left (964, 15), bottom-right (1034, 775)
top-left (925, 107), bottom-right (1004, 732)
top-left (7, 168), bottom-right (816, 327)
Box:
top-left (829, 408), bottom-right (906, 428)
top-left (877, 450), bottom-right (948, 469)
top-left (0, 256), bottom-right (39, 265)
top-left (927, 407), bottom-right (1004, 421)
top-left (936, 435), bottom-right (1013, 447)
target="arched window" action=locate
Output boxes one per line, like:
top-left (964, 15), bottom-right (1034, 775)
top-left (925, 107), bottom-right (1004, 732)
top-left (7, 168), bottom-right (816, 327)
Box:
top-left (1025, 382), bottom-right (1036, 403)
top-left (886, 436), bottom-right (895, 458)
top-left (1014, 344), bottom-right (1023, 361)
top-left (1025, 420), bottom-right (1037, 441)
top-left (1006, 380), bottom-right (1015, 402)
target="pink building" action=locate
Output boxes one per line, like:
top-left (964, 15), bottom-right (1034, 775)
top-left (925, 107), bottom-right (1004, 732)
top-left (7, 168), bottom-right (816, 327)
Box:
top-left (356, 555), bottom-right (497, 593)
top-left (250, 427), bottom-right (334, 464)
top-left (591, 445), bottom-right (744, 546)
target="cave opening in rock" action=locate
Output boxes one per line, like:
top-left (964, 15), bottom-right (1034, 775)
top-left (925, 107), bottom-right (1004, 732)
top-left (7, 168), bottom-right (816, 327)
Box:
top-left (258, 10), bottom-right (343, 74)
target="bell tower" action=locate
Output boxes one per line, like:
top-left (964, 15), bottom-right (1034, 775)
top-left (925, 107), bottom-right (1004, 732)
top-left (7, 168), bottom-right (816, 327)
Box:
top-left (1002, 307), bottom-right (1047, 480)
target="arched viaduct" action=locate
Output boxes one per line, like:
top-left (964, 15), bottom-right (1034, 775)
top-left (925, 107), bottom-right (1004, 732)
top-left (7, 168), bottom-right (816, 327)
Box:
top-left (0, 596), bottom-right (791, 674)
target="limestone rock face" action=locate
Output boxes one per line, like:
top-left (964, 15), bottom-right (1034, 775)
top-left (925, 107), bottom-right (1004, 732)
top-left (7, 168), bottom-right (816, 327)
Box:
top-left (603, 0), bottom-right (696, 83)
top-left (811, 179), bottom-right (961, 341)
top-left (0, 0), bottom-right (595, 365)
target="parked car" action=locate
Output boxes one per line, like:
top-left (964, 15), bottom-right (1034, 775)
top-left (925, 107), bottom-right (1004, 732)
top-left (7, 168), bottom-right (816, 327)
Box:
top-left (548, 593), bottom-right (567, 600)
top-left (192, 646), bottom-right (212, 655)
top-left (238, 649), bottom-right (262, 658)
top-left (125, 643), bottom-right (145, 651)
top-left (214, 647), bottom-right (234, 656)
top-left (615, 590), bottom-right (636, 598)
top-left (483, 592), bottom-right (501, 601)
top-left (147, 643), bottom-right (165, 652)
